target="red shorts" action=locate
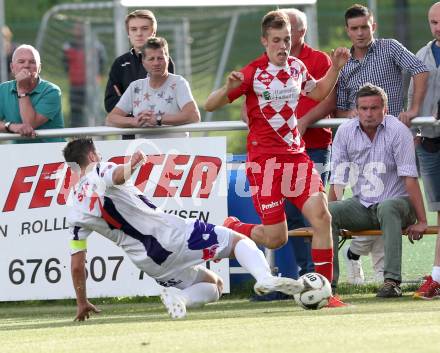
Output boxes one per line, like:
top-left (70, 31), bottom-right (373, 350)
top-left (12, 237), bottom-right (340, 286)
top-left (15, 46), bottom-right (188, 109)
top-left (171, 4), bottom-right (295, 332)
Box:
top-left (246, 152), bottom-right (324, 225)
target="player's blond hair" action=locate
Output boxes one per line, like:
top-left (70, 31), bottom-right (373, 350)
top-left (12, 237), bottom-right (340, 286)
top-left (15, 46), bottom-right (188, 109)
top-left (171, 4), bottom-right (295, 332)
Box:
top-left (261, 10), bottom-right (290, 37)
top-left (125, 9), bottom-right (157, 33)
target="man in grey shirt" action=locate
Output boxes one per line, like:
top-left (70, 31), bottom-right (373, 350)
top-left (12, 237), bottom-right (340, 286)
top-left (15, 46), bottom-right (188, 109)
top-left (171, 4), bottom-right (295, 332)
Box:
top-left (329, 84), bottom-right (427, 298)
top-left (409, 2), bottom-right (440, 300)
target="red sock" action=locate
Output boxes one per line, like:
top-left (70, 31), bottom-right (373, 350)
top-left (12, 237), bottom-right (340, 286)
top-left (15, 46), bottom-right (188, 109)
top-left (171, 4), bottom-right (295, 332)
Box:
top-left (225, 219), bottom-right (256, 238)
top-left (311, 248), bottom-right (333, 283)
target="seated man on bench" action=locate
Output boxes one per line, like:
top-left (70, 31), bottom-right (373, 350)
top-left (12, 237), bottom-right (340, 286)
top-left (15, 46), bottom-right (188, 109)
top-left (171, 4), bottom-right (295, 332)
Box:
top-left (328, 83), bottom-right (427, 298)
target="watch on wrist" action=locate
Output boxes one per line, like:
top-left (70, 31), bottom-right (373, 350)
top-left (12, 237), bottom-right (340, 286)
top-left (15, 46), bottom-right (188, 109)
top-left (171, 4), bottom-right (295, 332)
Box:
top-left (17, 92), bottom-right (29, 99)
top-left (4, 121), bottom-right (12, 133)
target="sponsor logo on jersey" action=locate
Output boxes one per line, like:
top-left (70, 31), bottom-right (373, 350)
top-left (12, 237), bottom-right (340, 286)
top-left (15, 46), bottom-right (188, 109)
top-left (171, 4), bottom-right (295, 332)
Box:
top-left (270, 88), bottom-right (296, 101)
top-left (256, 70), bottom-right (274, 87)
top-left (261, 88), bottom-right (296, 101)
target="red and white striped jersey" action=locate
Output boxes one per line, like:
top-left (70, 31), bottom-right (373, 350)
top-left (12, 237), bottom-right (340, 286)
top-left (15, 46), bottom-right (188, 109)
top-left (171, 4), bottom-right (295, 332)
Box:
top-left (228, 53), bottom-right (316, 155)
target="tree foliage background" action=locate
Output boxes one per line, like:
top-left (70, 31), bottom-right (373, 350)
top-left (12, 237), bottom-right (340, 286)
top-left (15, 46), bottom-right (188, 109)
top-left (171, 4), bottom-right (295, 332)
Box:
top-left (3, 0), bottom-right (436, 153)
top-left (5, 0), bottom-right (436, 56)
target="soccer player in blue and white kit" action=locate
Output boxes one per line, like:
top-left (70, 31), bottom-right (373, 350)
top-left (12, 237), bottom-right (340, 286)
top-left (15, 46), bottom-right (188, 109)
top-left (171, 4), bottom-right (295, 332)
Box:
top-left (63, 138), bottom-right (304, 320)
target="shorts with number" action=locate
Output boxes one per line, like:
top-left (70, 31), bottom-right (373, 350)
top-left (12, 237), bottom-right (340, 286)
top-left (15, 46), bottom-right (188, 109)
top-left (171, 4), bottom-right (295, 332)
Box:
top-left (246, 152), bottom-right (324, 225)
top-left (155, 264), bottom-right (213, 289)
top-left (152, 220), bottom-right (232, 288)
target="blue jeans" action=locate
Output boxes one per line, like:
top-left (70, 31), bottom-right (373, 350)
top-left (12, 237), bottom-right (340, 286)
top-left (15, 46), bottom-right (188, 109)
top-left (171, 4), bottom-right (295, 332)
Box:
top-left (284, 147), bottom-right (331, 276)
top-left (416, 144), bottom-right (440, 211)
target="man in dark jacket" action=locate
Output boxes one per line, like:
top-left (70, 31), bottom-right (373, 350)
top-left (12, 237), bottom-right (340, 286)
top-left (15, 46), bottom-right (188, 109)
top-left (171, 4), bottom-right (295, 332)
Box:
top-left (104, 9), bottom-right (175, 138)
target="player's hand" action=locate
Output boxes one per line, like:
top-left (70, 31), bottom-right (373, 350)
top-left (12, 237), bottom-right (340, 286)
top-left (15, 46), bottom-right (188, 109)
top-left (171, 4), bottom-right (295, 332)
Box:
top-left (405, 221), bottom-right (427, 244)
top-left (130, 150), bottom-right (147, 169)
top-left (226, 71), bottom-right (244, 91)
top-left (330, 47), bottom-right (350, 70)
top-left (74, 301), bottom-right (101, 322)
top-left (399, 109), bottom-right (418, 127)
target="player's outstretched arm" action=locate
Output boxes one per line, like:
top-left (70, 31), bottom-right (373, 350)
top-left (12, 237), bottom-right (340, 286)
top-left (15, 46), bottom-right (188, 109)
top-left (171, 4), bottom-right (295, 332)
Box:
top-left (204, 71), bottom-right (244, 112)
top-left (71, 251), bottom-right (101, 321)
top-left (112, 150), bottom-right (147, 185)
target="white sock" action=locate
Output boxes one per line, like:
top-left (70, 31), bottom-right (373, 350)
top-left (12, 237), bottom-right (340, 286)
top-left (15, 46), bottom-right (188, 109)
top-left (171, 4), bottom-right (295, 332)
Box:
top-left (432, 266), bottom-right (440, 283)
top-left (233, 238), bottom-right (272, 282)
top-left (180, 282), bottom-right (220, 308)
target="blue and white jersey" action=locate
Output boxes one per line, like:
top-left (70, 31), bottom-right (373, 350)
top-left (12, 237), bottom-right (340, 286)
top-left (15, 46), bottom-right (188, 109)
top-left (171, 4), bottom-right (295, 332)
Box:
top-left (67, 162), bottom-right (229, 279)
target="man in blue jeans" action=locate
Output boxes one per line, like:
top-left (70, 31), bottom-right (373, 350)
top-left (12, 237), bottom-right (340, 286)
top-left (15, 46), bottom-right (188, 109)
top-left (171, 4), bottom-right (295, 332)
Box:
top-left (282, 8), bottom-right (336, 276)
top-left (409, 1), bottom-right (440, 299)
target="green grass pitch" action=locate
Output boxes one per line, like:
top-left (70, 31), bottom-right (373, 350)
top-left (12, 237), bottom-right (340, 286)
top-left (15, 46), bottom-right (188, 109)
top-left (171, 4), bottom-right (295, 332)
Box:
top-left (1, 293), bottom-right (439, 353)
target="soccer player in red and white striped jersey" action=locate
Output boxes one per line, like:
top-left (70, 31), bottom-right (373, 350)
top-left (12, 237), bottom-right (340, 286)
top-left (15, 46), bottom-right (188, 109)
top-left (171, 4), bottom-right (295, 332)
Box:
top-left (205, 11), bottom-right (349, 307)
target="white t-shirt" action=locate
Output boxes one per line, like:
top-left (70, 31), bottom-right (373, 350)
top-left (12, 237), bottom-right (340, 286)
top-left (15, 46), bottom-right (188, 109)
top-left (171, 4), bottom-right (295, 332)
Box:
top-left (116, 74), bottom-right (194, 138)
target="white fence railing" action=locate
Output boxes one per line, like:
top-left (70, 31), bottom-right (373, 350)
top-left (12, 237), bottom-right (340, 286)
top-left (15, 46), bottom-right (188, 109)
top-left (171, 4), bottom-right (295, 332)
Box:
top-left (0, 117), bottom-right (437, 142)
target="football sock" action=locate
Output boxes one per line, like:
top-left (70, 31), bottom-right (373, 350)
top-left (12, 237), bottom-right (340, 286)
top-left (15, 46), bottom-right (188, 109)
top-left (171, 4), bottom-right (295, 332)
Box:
top-left (234, 238), bottom-right (272, 282)
top-left (312, 248), bottom-right (333, 283)
top-left (347, 248), bottom-right (360, 260)
top-left (225, 218), bottom-right (256, 238)
top-left (180, 282), bottom-right (220, 308)
top-left (432, 266), bottom-right (440, 283)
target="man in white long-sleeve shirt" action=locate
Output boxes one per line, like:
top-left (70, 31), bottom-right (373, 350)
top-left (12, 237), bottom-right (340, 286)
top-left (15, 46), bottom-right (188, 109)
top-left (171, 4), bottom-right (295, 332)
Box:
top-left (329, 84), bottom-right (427, 298)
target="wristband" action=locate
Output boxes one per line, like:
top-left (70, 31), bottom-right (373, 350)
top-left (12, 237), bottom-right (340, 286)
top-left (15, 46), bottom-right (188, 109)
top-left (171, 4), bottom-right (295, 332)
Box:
top-left (4, 121), bottom-right (12, 132)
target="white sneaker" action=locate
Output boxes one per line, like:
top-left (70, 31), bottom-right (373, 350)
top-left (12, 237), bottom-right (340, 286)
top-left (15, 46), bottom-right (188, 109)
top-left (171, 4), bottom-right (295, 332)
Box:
top-left (343, 246), bottom-right (365, 285)
top-left (254, 276), bottom-right (304, 296)
top-left (160, 287), bottom-right (187, 319)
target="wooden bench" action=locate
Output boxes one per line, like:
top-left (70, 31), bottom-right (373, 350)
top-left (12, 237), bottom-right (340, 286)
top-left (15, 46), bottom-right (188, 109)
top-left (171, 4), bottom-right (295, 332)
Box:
top-left (288, 226), bottom-right (439, 237)
top-left (288, 226), bottom-right (439, 249)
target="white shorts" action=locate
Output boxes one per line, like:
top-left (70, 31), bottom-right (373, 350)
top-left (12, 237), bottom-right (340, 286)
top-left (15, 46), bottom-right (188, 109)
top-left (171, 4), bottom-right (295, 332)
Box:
top-left (148, 221), bottom-right (233, 287)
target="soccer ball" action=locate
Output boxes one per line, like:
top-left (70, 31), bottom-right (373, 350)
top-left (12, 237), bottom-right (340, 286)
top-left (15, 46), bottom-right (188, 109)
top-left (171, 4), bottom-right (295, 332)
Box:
top-left (294, 272), bottom-right (332, 310)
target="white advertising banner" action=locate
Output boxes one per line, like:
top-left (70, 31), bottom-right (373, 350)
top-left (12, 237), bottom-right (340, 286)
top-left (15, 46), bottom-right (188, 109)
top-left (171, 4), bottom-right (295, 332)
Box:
top-left (0, 137), bottom-right (229, 301)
